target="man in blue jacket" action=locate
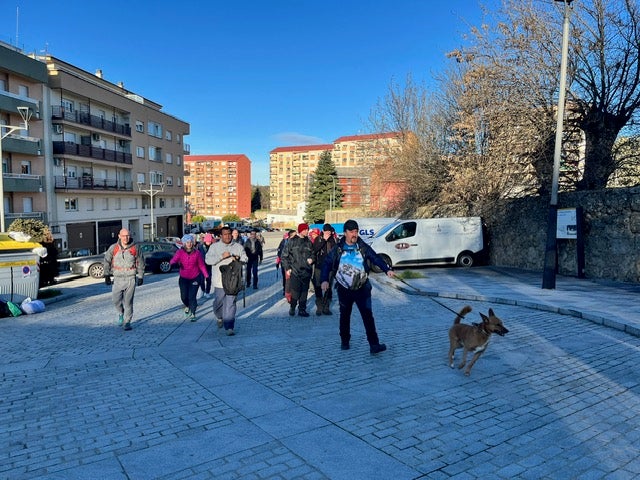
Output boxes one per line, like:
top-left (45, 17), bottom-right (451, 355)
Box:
top-left (321, 219), bottom-right (396, 354)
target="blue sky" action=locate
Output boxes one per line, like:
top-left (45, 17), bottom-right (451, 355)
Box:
top-left (1, 0), bottom-right (499, 185)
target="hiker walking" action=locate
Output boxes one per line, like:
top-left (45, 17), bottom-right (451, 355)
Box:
top-left (244, 229), bottom-right (263, 289)
top-left (170, 234), bottom-right (209, 321)
top-left (103, 228), bottom-right (145, 331)
top-left (312, 223), bottom-right (337, 315)
top-left (282, 223), bottom-right (313, 317)
top-left (205, 226), bottom-right (248, 336)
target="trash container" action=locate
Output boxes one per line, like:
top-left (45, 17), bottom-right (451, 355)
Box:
top-left (0, 233), bottom-right (42, 302)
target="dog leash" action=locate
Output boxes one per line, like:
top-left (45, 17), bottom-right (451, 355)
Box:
top-left (392, 275), bottom-right (464, 317)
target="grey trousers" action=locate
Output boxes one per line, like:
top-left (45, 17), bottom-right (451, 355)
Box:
top-left (213, 287), bottom-right (238, 330)
top-left (112, 276), bottom-right (136, 324)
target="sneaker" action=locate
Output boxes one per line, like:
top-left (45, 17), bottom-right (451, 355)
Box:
top-left (123, 322), bottom-right (132, 331)
top-left (298, 310), bottom-right (310, 317)
top-left (117, 314), bottom-right (124, 326)
top-left (226, 329), bottom-right (235, 336)
top-left (217, 319), bottom-right (223, 329)
top-left (189, 313), bottom-right (197, 322)
top-left (184, 309), bottom-right (192, 319)
top-left (341, 342), bottom-right (350, 350)
top-left (370, 343), bottom-right (387, 354)
top-left (289, 307), bottom-right (296, 317)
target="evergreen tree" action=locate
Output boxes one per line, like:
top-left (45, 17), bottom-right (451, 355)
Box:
top-left (251, 187), bottom-right (262, 212)
top-left (305, 151), bottom-right (342, 224)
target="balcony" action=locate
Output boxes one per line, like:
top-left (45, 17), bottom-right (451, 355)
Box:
top-left (51, 106), bottom-right (131, 136)
top-left (5, 211), bottom-right (45, 223)
top-left (1, 134), bottom-right (41, 156)
top-left (3, 173), bottom-right (43, 193)
top-left (54, 175), bottom-right (133, 191)
top-left (53, 141), bottom-right (132, 165)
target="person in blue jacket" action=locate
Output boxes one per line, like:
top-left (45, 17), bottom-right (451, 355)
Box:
top-left (321, 219), bottom-right (396, 354)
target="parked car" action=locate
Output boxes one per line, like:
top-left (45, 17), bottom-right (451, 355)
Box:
top-left (157, 236), bottom-right (183, 247)
top-left (66, 241), bottom-right (179, 279)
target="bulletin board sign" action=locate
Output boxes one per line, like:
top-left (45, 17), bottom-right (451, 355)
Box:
top-left (557, 208), bottom-right (577, 239)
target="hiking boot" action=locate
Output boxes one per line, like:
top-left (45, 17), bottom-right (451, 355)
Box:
top-left (226, 329), bottom-right (235, 336)
top-left (298, 310), bottom-right (310, 317)
top-left (341, 342), bottom-right (350, 350)
top-left (289, 307), bottom-right (296, 316)
top-left (123, 322), bottom-right (132, 331)
top-left (370, 343), bottom-right (387, 354)
top-left (117, 314), bottom-right (124, 326)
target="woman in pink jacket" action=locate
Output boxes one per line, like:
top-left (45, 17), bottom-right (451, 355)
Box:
top-left (170, 234), bottom-right (209, 321)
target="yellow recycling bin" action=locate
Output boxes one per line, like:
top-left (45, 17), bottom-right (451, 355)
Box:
top-left (0, 233), bottom-right (42, 302)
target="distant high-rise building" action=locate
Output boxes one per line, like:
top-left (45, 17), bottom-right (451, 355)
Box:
top-left (269, 132), bottom-right (402, 216)
top-left (184, 154), bottom-right (251, 219)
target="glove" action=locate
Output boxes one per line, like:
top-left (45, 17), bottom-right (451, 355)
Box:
top-left (137, 277), bottom-right (144, 286)
top-left (104, 276), bottom-right (112, 286)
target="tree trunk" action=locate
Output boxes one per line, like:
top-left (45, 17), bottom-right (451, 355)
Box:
top-left (577, 112), bottom-right (624, 190)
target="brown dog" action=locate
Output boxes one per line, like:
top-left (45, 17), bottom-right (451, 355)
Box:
top-left (448, 306), bottom-right (509, 376)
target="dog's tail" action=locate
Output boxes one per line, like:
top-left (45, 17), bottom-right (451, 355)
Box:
top-left (453, 305), bottom-right (472, 325)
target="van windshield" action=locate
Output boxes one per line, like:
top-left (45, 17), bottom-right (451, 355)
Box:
top-left (373, 222), bottom-right (398, 238)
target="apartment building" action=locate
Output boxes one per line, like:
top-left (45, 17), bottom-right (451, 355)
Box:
top-left (184, 154), bottom-right (251, 219)
top-left (0, 43), bottom-right (48, 231)
top-left (1, 42), bottom-right (190, 254)
top-left (269, 144), bottom-right (333, 213)
top-left (269, 132), bottom-right (401, 216)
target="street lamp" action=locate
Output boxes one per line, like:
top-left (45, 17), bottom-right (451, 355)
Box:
top-left (0, 106), bottom-right (33, 232)
top-left (137, 176), bottom-right (165, 241)
top-left (542, 0), bottom-right (573, 290)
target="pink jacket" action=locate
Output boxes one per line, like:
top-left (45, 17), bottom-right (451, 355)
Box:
top-left (170, 248), bottom-right (209, 280)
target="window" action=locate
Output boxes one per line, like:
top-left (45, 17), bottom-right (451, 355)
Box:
top-left (147, 121), bottom-right (162, 138)
top-left (64, 198), bottom-right (78, 211)
top-left (176, 155), bottom-right (181, 166)
top-left (61, 99), bottom-right (74, 113)
top-left (18, 85), bottom-right (29, 97)
top-left (165, 130), bottom-right (172, 141)
top-left (102, 198), bottom-right (109, 210)
top-left (23, 197), bottom-right (33, 213)
top-left (150, 171), bottom-right (163, 185)
top-left (177, 177), bottom-right (182, 187)
top-left (166, 176), bottom-right (173, 186)
top-left (135, 121), bottom-right (144, 133)
top-left (87, 198), bottom-right (94, 211)
top-left (159, 198), bottom-right (165, 208)
top-left (136, 146), bottom-right (145, 158)
top-left (137, 173), bottom-right (145, 184)
top-left (166, 153), bottom-right (172, 164)
top-left (21, 161), bottom-right (31, 174)
top-left (149, 146), bottom-right (162, 162)
top-left (114, 198), bottom-right (121, 210)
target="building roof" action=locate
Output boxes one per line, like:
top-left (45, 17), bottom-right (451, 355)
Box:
top-left (270, 144), bottom-right (334, 154)
top-left (185, 154), bottom-right (250, 162)
top-left (333, 132), bottom-right (401, 143)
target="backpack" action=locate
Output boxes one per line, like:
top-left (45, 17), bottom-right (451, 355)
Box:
top-left (219, 259), bottom-right (244, 295)
top-left (113, 242), bottom-right (137, 258)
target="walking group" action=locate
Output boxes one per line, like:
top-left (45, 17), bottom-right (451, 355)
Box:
top-left (103, 219), bottom-right (395, 354)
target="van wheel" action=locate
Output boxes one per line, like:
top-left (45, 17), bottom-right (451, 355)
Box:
top-left (457, 252), bottom-right (474, 267)
top-left (372, 254), bottom-right (392, 273)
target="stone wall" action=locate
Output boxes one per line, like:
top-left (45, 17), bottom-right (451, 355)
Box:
top-left (483, 187), bottom-right (640, 283)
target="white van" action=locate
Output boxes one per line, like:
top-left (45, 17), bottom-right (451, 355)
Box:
top-left (365, 217), bottom-right (485, 270)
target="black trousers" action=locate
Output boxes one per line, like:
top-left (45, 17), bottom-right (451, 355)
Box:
top-left (289, 273), bottom-right (311, 312)
top-left (336, 281), bottom-right (380, 345)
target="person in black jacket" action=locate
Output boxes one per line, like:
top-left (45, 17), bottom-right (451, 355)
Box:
top-left (312, 223), bottom-right (337, 315)
top-left (282, 223), bottom-right (313, 317)
top-left (321, 219), bottom-right (396, 354)
top-left (244, 229), bottom-right (263, 289)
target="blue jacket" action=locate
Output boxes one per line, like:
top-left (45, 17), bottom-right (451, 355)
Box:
top-left (320, 237), bottom-right (391, 284)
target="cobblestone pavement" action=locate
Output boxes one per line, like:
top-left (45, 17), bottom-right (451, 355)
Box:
top-left (2, 241), bottom-right (640, 479)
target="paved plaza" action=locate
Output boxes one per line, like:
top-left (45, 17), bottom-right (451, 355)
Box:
top-left (2, 237), bottom-right (640, 479)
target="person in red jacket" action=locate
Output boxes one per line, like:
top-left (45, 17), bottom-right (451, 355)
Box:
top-left (170, 234), bottom-right (209, 321)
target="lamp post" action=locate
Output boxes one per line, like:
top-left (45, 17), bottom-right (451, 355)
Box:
top-left (137, 177), bottom-right (165, 241)
top-left (0, 107), bottom-right (32, 232)
top-left (542, 0), bottom-right (573, 289)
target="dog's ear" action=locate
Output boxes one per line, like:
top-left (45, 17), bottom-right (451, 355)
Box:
top-left (488, 308), bottom-right (495, 317)
top-left (479, 312), bottom-right (489, 322)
